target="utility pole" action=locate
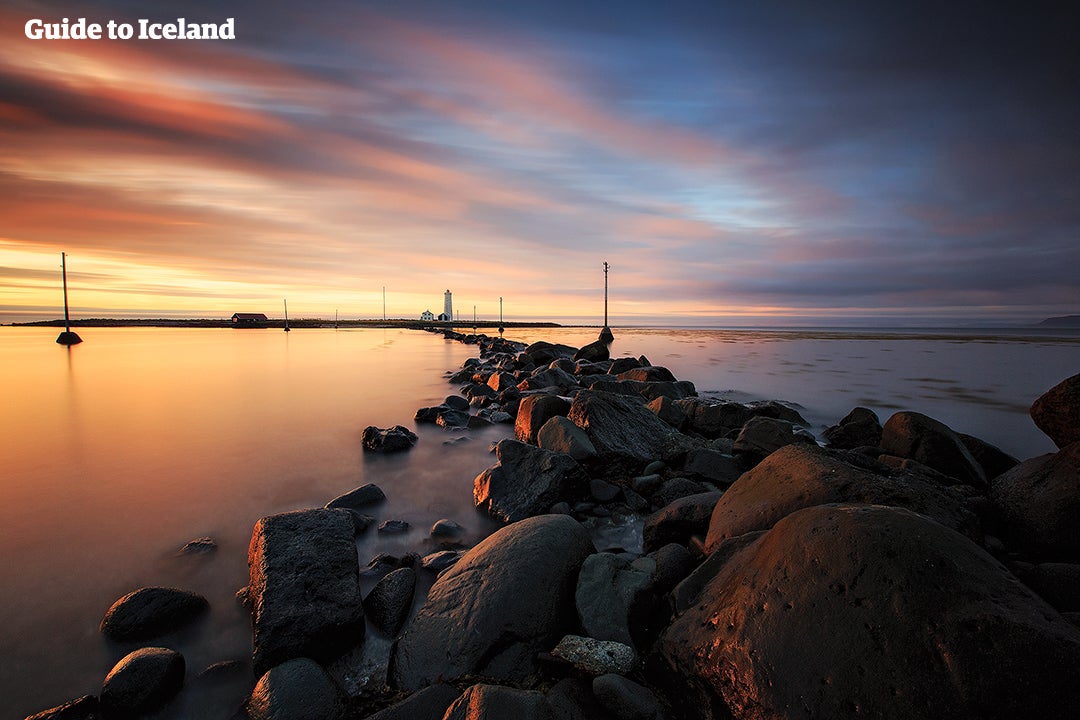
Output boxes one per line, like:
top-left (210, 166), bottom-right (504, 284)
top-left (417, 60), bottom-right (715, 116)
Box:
top-left (599, 261), bottom-right (613, 342)
top-left (382, 286), bottom-right (386, 321)
top-left (56, 252), bottom-right (82, 345)
top-left (498, 296), bottom-right (504, 334)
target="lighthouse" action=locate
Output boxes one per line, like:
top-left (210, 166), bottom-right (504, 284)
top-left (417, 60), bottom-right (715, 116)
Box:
top-left (443, 289), bottom-right (453, 322)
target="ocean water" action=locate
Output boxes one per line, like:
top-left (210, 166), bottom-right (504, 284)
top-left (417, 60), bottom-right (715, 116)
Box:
top-left (2, 324), bottom-right (1076, 718)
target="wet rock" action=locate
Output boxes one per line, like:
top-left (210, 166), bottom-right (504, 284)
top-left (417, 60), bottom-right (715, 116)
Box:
top-left (552, 634), bottom-right (638, 675)
top-left (474, 439), bottom-right (589, 523)
top-left (362, 425), bottom-right (419, 453)
top-left (537, 416), bottom-right (598, 462)
top-left (326, 483), bottom-right (386, 510)
top-left (177, 536), bottom-right (217, 556)
top-left (879, 411), bottom-right (986, 488)
top-left (991, 441), bottom-right (1080, 560)
top-left (568, 390), bottom-right (681, 476)
top-left (576, 552), bottom-right (655, 649)
top-left (822, 406), bottom-right (883, 450)
top-left (100, 647), bottom-right (185, 718)
top-left (444, 684), bottom-right (550, 720)
top-left (389, 515), bottom-right (594, 690)
top-left (99, 587), bottom-right (209, 642)
top-left (574, 339), bottom-right (611, 363)
top-left (444, 395), bottom-right (471, 411)
top-left (430, 518), bottom-right (465, 541)
top-left (366, 684), bottom-right (462, 720)
top-left (23, 695), bottom-right (100, 720)
top-left (516, 394), bottom-right (572, 444)
top-left (364, 567), bottom-right (416, 635)
top-left (642, 492), bottom-right (723, 553)
top-left (704, 444), bottom-right (983, 553)
top-left (646, 395), bottom-right (688, 430)
top-left (345, 513), bottom-right (376, 534)
top-left (248, 508), bottom-right (364, 676)
top-left (592, 674), bottom-right (665, 720)
top-left (377, 519), bottom-right (410, 534)
top-left (1030, 372), bottom-right (1080, 448)
top-left (436, 410), bottom-right (470, 429)
top-left (655, 504), bottom-right (1080, 720)
top-left (731, 416), bottom-right (815, 463)
top-left (421, 550), bottom-right (465, 572)
top-left (247, 657), bottom-right (342, 720)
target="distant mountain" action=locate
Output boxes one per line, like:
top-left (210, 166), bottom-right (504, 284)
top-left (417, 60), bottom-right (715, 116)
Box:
top-left (1037, 315), bottom-right (1080, 327)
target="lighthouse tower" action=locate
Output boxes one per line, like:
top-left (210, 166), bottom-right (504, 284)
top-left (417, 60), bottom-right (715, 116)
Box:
top-left (443, 289), bottom-right (453, 322)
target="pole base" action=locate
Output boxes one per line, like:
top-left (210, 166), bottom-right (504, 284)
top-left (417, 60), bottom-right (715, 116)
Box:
top-left (56, 331), bottom-right (82, 345)
top-left (598, 326), bottom-right (614, 343)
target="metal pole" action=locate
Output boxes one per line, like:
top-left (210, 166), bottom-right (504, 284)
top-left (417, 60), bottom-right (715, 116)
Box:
top-left (62, 252), bottom-right (71, 333)
top-left (603, 261), bottom-right (609, 327)
top-left (382, 286), bottom-right (386, 321)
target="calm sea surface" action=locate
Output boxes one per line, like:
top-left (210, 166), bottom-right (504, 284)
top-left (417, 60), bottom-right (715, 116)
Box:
top-left (2, 325), bottom-right (1077, 718)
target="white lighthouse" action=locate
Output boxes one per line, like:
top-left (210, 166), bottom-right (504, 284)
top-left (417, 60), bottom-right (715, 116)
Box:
top-left (443, 289), bottom-right (453, 322)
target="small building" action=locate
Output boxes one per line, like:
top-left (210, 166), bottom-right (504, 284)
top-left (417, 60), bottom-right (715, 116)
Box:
top-left (231, 312), bottom-right (268, 327)
top-left (437, 312), bottom-right (451, 322)
top-left (421, 310), bottom-right (435, 322)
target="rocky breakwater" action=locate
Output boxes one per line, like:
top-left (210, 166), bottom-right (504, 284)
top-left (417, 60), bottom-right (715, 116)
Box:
top-left (26, 324), bottom-right (1080, 720)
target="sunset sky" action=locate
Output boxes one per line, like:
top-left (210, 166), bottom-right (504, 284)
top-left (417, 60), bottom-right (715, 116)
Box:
top-left (1, 0), bottom-right (1076, 325)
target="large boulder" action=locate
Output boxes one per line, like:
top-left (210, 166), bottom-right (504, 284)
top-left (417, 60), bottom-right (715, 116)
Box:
top-left (364, 567), bottom-right (416, 636)
top-left (704, 444), bottom-right (982, 553)
top-left (958, 432), bottom-right (1019, 480)
top-left (515, 394), bottom-right (572, 445)
top-left (576, 552), bottom-right (655, 650)
top-left (520, 367), bottom-right (580, 392)
top-left (365, 684), bottom-right (462, 720)
top-left (568, 390), bottom-right (682, 475)
top-left (593, 674), bottom-right (666, 720)
top-left (731, 416), bottom-right (815, 463)
top-left (246, 657), bottom-right (343, 720)
top-left (389, 514), bottom-right (594, 690)
top-left (362, 425), bottom-right (418, 453)
top-left (991, 441), bottom-right (1080, 560)
top-left (617, 366), bottom-right (677, 383)
top-left (879, 411), bottom-right (986, 488)
top-left (100, 647), bottom-right (185, 717)
top-left (248, 509), bottom-right (364, 676)
top-left (643, 492), bottom-right (724, 553)
top-left (443, 685), bottom-right (550, 720)
top-left (474, 439), bottom-right (589, 522)
top-left (523, 341), bottom-right (578, 366)
top-left (574, 340), bottom-right (611, 363)
top-left (1030, 373), bottom-right (1080, 449)
top-left (674, 400), bottom-right (751, 439)
top-left (99, 587), bottom-right (208, 642)
top-left (654, 504), bottom-right (1080, 720)
top-left (537, 416), bottom-right (598, 462)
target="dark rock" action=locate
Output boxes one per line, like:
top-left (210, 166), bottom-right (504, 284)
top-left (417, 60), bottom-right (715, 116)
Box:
top-left (364, 567), bottom-right (416, 635)
top-left (100, 647), bottom-right (185, 718)
top-left (362, 425), bottom-right (419, 453)
top-left (674, 399), bottom-right (750, 439)
top-left (99, 587), bottom-right (208, 642)
top-left (747, 400), bottom-right (809, 427)
top-left (444, 684), bottom-right (550, 720)
top-left (704, 444), bottom-right (983, 553)
top-left (520, 367), bottom-right (579, 392)
top-left (617, 366), bottom-right (676, 383)
top-left (648, 543), bottom-right (695, 595)
top-left (444, 395), bottom-right (470, 411)
top-left (421, 550), bottom-right (465, 572)
top-left (248, 508), bottom-right (364, 676)
top-left (550, 357), bottom-right (577, 373)
top-left (23, 696), bottom-right (100, 720)
top-left (646, 396), bottom-right (687, 430)
top-left (550, 501), bottom-right (573, 515)
top-left (568, 390), bottom-right (682, 476)
top-left (680, 448), bottom-right (741, 485)
top-left (546, 677), bottom-right (612, 720)
top-left (551, 634), bottom-right (638, 675)
top-left (651, 478), bottom-right (707, 508)
top-left (822, 406), bottom-right (883, 449)
top-left (590, 478), bottom-right (621, 503)
top-left (576, 552), bottom-right (655, 649)
top-left (1030, 372), bottom-right (1080, 449)
top-left (516, 394), bottom-right (572, 444)
top-left (879, 411), bottom-right (986, 488)
top-left (609, 356), bottom-right (643, 374)
top-left (631, 474), bottom-right (663, 496)
top-left (389, 515), bottom-right (594, 690)
top-left (177, 536), bottom-right (217, 556)
top-left (436, 410), bottom-right (470, 429)
top-left (959, 432), bottom-right (1020, 480)
top-left (524, 341), bottom-right (579, 365)
top-left (623, 488), bottom-right (649, 513)
top-left (655, 504), bottom-right (1080, 720)
top-left (246, 657), bottom-right (342, 720)
top-left (670, 531), bottom-right (767, 615)
top-left (488, 371), bottom-right (519, 393)
top-left (326, 483), bottom-right (386, 510)
top-left (414, 405), bottom-right (443, 423)
top-left (464, 384), bottom-right (498, 401)
top-left (642, 492), bottom-right (723, 554)
top-left (731, 416), bottom-right (815, 463)
top-left (346, 512), bottom-right (376, 533)
top-left (1008, 562), bottom-right (1080, 612)
top-left (991, 441), bottom-right (1080, 560)
top-left (378, 519), bottom-right (410, 534)
top-left (574, 340), bottom-right (611, 363)
top-left (592, 675), bottom-right (665, 720)
top-left (430, 518), bottom-right (465, 541)
top-left (474, 439), bottom-right (589, 523)
top-left (366, 684), bottom-right (462, 720)
top-left (538, 416), bottom-right (599, 462)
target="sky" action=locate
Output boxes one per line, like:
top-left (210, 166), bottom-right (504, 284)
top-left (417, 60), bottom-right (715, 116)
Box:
top-left (1, 0), bottom-right (1077, 326)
